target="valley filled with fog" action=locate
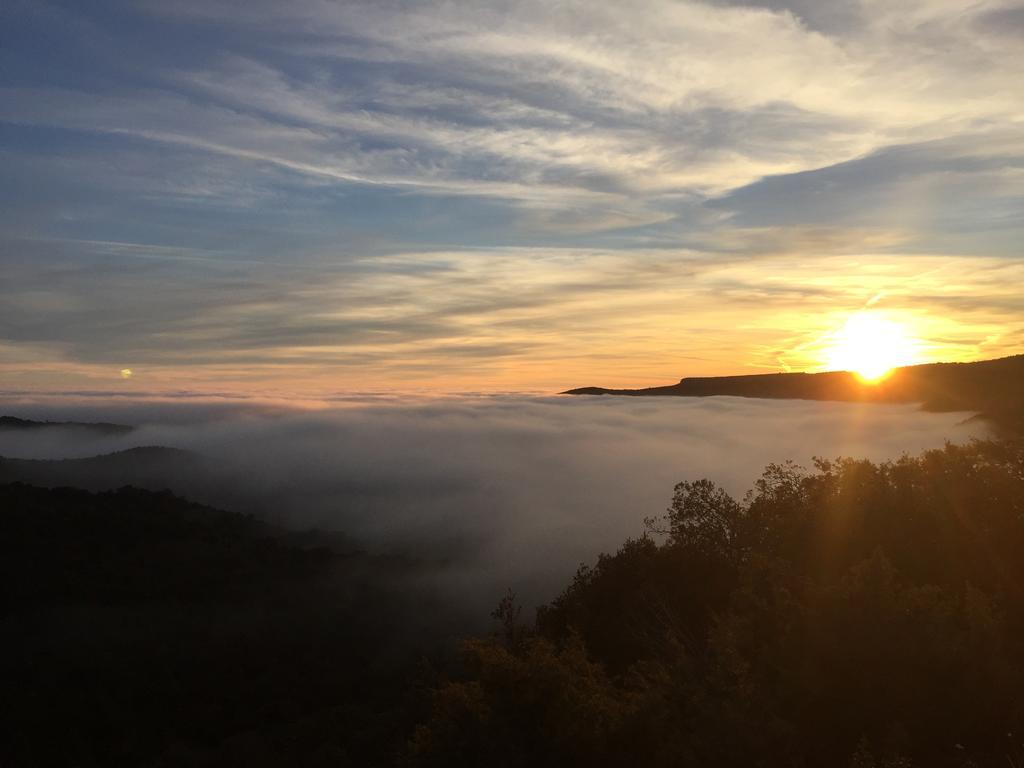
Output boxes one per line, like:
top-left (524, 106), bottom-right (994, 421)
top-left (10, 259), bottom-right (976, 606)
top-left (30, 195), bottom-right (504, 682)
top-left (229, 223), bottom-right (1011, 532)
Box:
top-left (0, 395), bottom-right (986, 613)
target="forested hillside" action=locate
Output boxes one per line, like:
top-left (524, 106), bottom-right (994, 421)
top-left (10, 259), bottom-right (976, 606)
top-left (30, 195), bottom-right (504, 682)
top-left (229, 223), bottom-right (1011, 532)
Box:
top-left (0, 484), bottom-right (448, 767)
top-left (412, 439), bottom-right (1024, 767)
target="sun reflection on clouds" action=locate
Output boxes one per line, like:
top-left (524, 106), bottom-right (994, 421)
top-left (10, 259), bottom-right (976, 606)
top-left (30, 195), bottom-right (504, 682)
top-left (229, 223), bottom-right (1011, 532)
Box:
top-left (2, 246), bottom-right (1022, 395)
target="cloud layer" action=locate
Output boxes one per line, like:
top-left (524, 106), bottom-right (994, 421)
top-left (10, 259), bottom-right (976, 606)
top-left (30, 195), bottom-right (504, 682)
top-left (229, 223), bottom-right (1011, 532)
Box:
top-left (1, 0), bottom-right (1022, 391)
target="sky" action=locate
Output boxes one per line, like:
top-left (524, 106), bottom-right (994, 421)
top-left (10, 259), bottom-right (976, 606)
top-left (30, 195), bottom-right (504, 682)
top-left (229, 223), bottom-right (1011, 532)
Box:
top-left (2, 0), bottom-right (1023, 395)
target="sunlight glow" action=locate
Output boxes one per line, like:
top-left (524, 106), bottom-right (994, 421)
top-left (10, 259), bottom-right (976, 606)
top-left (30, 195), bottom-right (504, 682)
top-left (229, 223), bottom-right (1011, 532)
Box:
top-left (824, 313), bottom-right (920, 383)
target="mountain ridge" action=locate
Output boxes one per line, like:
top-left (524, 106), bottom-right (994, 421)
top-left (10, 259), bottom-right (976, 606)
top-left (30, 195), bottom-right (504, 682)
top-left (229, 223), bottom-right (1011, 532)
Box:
top-left (564, 354), bottom-right (1024, 433)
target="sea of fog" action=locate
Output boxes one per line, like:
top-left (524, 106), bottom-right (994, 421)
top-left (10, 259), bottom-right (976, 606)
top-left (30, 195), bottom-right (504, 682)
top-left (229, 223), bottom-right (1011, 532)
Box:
top-left (0, 394), bottom-right (989, 613)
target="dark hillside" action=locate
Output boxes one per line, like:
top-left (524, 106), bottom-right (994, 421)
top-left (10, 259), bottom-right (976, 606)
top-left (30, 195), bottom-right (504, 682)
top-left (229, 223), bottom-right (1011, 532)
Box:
top-left (0, 446), bottom-right (201, 492)
top-left (0, 483), bottom-right (448, 768)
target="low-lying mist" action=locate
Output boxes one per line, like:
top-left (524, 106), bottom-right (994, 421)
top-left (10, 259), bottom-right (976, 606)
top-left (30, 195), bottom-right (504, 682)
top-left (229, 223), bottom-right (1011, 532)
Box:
top-left (0, 394), bottom-right (988, 612)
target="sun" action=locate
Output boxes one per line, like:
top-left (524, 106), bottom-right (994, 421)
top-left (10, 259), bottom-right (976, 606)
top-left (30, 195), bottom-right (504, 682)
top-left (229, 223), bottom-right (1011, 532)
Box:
top-left (824, 312), bottom-right (919, 383)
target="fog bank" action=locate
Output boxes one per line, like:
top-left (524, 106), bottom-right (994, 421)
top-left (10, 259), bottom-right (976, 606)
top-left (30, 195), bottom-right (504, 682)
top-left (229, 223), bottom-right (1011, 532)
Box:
top-left (0, 395), bottom-right (987, 609)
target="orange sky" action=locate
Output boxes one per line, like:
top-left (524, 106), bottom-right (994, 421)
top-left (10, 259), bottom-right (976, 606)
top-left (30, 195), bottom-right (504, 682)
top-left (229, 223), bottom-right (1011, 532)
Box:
top-left (4, 251), bottom-right (1021, 396)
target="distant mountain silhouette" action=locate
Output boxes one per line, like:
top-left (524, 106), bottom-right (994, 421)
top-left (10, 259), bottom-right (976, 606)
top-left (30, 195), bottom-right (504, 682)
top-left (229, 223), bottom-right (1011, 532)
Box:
top-left (0, 446), bottom-right (200, 492)
top-left (0, 415), bottom-right (134, 435)
top-left (564, 354), bottom-right (1024, 433)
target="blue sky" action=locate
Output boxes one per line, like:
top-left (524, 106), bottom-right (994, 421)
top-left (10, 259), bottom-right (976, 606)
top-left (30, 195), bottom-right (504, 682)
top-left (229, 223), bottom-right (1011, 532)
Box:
top-left (2, 0), bottom-right (1023, 394)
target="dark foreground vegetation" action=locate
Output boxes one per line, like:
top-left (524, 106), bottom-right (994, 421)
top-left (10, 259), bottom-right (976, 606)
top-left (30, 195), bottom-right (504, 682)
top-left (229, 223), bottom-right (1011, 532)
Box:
top-left (411, 439), bottom-right (1024, 767)
top-left (566, 354), bottom-right (1024, 434)
top-left (4, 438), bottom-right (1024, 767)
top-left (0, 484), bottom-right (451, 767)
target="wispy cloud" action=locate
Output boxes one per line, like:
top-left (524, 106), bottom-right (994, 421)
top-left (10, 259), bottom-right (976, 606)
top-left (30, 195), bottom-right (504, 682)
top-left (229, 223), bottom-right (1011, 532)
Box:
top-left (7, 1), bottom-right (1022, 212)
top-left (2, 233), bottom-right (1021, 391)
top-left (1, 0), bottom-right (1021, 392)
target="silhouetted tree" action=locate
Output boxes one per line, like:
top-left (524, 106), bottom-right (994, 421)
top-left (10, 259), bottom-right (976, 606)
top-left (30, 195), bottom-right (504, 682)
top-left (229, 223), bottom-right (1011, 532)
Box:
top-left (412, 439), bottom-right (1024, 768)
